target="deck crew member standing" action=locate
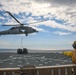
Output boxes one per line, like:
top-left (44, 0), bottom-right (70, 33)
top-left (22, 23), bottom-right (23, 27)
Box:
top-left (72, 41), bottom-right (76, 64)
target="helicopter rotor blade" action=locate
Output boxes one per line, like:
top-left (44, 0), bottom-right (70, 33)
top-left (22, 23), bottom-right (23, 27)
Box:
top-left (22, 19), bottom-right (48, 25)
top-left (6, 11), bottom-right (22, 25)
top-left (2, 24), bottom-right (20, 26)
top-left (2, 20), bottom-right (48, 26)
top-left (4, 11), bottom-right (48, 26)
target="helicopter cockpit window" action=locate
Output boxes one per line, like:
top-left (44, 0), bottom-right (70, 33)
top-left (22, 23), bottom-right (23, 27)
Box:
top-left (10, 28), bottom-right (14, 30)
top-left (10, 27), bottom-right (16, 30)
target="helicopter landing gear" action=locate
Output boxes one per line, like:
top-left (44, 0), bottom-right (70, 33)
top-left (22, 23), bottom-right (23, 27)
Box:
top-left (25, 33), bottom-right (28, 36)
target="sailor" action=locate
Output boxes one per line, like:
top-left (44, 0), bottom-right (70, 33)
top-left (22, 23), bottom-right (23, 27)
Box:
top-left (62, 41), bottom-right (76, 64)
top-left (72, 41), bottom-right (76, 64)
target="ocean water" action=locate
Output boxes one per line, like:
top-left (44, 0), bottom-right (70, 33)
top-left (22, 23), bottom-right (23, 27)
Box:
top-left (0, 51), bottom-right (72, 68)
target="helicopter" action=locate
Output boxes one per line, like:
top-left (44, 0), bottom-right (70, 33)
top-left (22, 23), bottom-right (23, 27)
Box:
top-left (0, 11), bottom-right (39, 36)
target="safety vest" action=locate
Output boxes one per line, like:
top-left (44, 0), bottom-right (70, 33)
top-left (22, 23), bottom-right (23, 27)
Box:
top-left (72, 50), bottom-right (76, 64)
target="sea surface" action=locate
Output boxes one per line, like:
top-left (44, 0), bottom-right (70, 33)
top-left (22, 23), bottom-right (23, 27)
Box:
top-left (0, 49), bottom-right (72, 68)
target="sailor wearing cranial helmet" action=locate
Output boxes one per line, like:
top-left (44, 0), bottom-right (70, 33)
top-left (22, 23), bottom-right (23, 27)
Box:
top-left (72, 41), bottom-right (76, 64)
top-left (63, 41), bottom-right (76, 64)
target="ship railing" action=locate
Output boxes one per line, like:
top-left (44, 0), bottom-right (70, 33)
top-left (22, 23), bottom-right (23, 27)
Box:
top-left (0, 64), bottom-right (76, 75)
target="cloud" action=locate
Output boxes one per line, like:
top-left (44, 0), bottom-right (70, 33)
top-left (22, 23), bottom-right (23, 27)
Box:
top-left (0, 16), bottom-right (5, 20)
top-left (30, 20), bottom-right (76, 32)
top-left (34, 0), bottom-right (76, 6)
top-left (54, 31), bottom-right (71, 35)
top-left (0, 0), bottom-right (76, 33)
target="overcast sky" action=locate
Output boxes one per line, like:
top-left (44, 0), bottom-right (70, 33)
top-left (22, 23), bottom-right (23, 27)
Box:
top-left (0, 0), bottom-right (76, 50)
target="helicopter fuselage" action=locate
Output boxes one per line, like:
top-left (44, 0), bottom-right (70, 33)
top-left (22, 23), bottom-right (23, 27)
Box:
top-left (0, 26), bottom-right (38, 36)
top-left (0, 11), bottom-right (38, 36)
